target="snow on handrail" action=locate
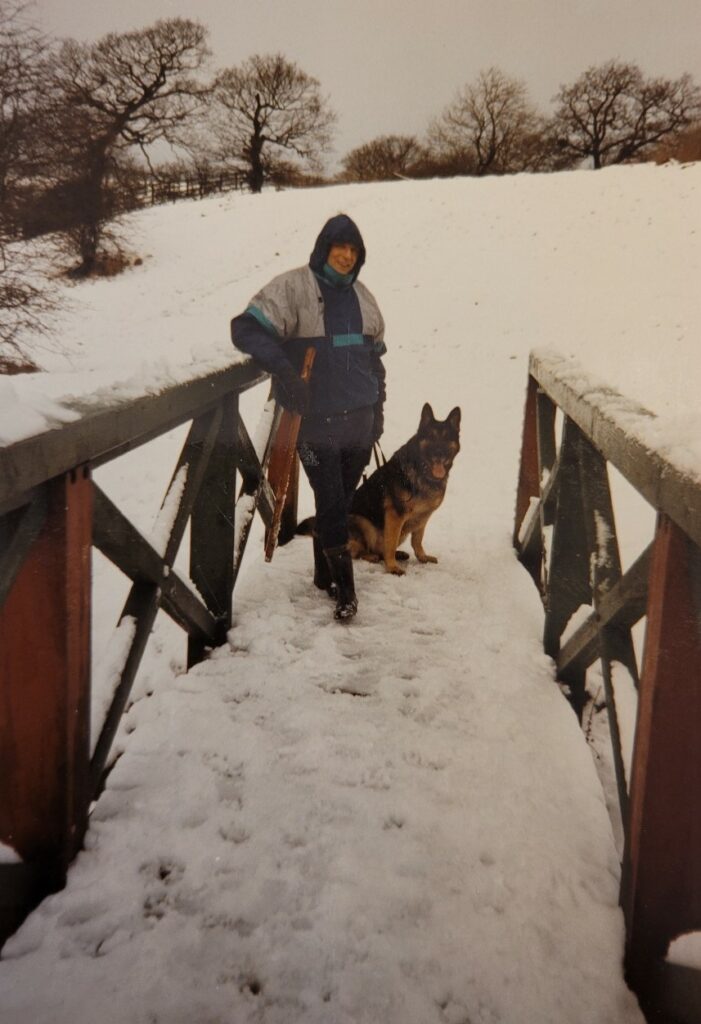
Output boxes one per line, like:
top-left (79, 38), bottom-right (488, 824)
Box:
top-left (529, 348), bottom-right (701, 550)
top-left (0, 360), bottom-right (267, 516)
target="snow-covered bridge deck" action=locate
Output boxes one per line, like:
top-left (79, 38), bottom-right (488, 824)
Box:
top-left (0, 513), bottom-right (643, 1023)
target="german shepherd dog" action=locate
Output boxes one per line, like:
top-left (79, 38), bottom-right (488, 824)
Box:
top-left (348, 403), bottom-right (461, 575)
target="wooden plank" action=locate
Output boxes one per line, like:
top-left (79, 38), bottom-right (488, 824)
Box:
top-left (556, 543), bottom-right (651, 678)
top-left (536, 389), bottom-right (557, 510)
top-left (0, 469), bottom-right (92, 942)
top-left (530, 351), bottom-right (701, 552)
top-left (188, 394), bottom-right (239, 666)
top-left (235, 409), bottom-right (277, 526)
top-left (92, 485), bottom-right (218, 642)
top-left (543, 420), bottom-right (592, 661)
top-left (90, 460), bottom-right (225, 794)
top-left (161, 405), bottom-right (224, 567)
top-left (515, 384), bottom-right (558, 592)
top-left (516, 453), bottom-right (561, 585)
top-left (0, 492), bottom-right (47, 611)
top-left (232, 403), bottom-right (283, 586)
top-left (277, 446), bottom-right (301, 547)
top-left (93, 485), bottom-right (165, 581)
top-left (643, 960), bottom-right (701, 1024)
top-left (235, 413), bottom-right (264, 488)
top-left (622, 515), bottom-right (701, 981)
top-left (265, 347), bottom-right (316, 559)
top-left (91, 402), bottom-right (227, 790)
top-left (89, 582), bottom-right (161, 796)
top-left (0, 361), bottom-right (266, 516)
top-left (513, 374), bottom-right (540, 550)
top-left (0, 863), bottom-right (46, 946)
top-left (575, 429), bottom-right (638, 826)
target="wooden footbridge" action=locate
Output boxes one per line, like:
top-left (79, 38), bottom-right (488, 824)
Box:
top-left (1, 351), bottom-right (701, 1023)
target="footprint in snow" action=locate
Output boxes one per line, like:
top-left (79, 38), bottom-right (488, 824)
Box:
top-left (410, 624), bottom-right (446, 637)
top-left (219, 822), bottom-right (251, 845)
top-left (383, 814), bottom-right (405, 830)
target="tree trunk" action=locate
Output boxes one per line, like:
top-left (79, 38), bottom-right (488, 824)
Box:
top-left (73, 145), bottom-right (111, 274)
top-left (248, 96), bottom-right (265, 194)
top-left (247, 132), bottom-right (265, 193)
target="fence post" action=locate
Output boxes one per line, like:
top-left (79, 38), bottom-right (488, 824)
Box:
top-left (0, 469), bottom-right (92, 941)
top-left (623, 513), bottom-right (701, 987)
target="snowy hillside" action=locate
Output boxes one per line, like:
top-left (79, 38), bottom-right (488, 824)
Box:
top-left (2, 161), bottom-right (700, 447)
top-left (1, 163), bottom-right (700, 1023)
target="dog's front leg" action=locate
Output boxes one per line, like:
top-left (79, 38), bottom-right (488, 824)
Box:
top-left (411, 524), bottom-right (438, 564)
top-left (383, 509), bottom-right (406, 575)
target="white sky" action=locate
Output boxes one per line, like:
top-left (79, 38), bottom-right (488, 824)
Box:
top-left (33, 0), bottom-right (701, 164)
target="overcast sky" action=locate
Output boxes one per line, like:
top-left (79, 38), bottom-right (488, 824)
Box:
top-left (33, 0), bottom-right (701, 165)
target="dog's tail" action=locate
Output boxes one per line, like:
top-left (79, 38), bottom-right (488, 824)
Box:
top-left (295, 516), bottom-right (316, 537)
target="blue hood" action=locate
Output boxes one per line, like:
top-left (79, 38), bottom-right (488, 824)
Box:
top-left (309, 214), bottom-right (366, 282)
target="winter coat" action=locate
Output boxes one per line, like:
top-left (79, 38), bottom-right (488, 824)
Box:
top-left (231, 215), bottom-right (386, 419)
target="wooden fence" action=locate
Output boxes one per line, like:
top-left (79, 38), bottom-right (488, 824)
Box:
top-left (135, 170), bottom-right (247, 208)
top-left (514, 350), bottom-right (701, 1023)
top-left (0, 360), bottom-right (299, 944)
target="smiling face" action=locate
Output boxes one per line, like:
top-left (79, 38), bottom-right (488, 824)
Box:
top-left (327, 242), bottom-right (359, 275)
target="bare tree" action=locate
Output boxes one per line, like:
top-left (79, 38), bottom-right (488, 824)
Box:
top-left (550, 60), bottom-right (701, 168)
top-left (0, 237), bottom-right (60, 371)
top-left (0, 0), bottom-right (46, 222)
top-left (0, 2), bottom-right (56, 370)
top-left (340, 134), bottom-right (427, 182)
top-left (41, 18), bottom-right (210, 274)
top-left (428, 68), bottom-right (546, 176)
top-left (211, 53), bottom-right (336, 193)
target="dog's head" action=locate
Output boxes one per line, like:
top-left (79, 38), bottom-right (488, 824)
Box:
top-left (417, 403), bottom-right (461, 481)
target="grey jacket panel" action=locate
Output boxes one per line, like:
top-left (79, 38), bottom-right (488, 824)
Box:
top-left (355, 278), bottom-right (386, 350)
top-left (247, 266), bottom-right (385, 346)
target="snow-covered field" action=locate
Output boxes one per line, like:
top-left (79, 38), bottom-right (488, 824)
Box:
top-left (1, 163), bottom-right (700, 1022)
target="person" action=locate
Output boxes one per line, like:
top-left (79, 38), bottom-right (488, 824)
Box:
top-left (231, 213), bottom-right (386, 621)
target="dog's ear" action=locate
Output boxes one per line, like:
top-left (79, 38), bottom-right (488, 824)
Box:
top-left (419, 403), bottom-right (434, 430)
top-left (447, 407), bottom-right (461, 433)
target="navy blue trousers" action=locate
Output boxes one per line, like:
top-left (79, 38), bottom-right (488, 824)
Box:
top-left (298, 406), bottom-right (373, 549)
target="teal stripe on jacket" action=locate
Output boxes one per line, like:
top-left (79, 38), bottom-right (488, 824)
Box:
top-left (332, 333), bottom-right (364, 348)
top-left (245, 304), bottom-right (279, 336)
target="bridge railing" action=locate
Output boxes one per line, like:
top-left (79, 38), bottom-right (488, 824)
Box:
top-left (514, 349), bottom-right (701, 1022)
top-left (0, 359), bottom-right (294, 944)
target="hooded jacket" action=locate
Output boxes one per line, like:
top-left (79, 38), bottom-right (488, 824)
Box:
top-left (231, 215), bottom-right (386, 417)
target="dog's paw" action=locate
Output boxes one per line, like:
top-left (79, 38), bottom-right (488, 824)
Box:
top-left (416, 554), bottom-right (438, 564)
top-left (386, 563), bottom-right (406, 576)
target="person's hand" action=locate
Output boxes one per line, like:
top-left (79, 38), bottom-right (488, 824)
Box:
top-left (276, 368), bottom-right (310, 414)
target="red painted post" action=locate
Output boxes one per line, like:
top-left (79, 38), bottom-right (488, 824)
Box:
top-left (513, 374), bottom-right (540, 547)
top-left (623, 513), bottom-right (701, 984)
top-left (0, 469), bottom-right (92, 938)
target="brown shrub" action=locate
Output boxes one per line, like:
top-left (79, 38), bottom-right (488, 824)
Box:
top-left (651, 124), bottom-right (701, 163)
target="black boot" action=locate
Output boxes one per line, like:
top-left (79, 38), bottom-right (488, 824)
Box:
top-left (313, 535), bottom-right (336, 597)
top-left (324, 544), bottom-right (358, 621)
